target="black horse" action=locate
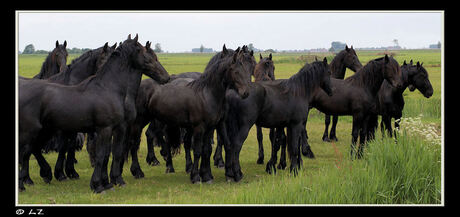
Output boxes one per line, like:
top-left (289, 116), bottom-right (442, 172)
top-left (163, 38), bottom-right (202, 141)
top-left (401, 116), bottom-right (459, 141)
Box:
top-left (121, 45), bottom-right (248, 179)
top-left (19, 34), bottom-right (170, 193)
top-left (367, 60), bottom-right (433, 138)
top-left (32, 40), bottom-right (69, 79)
top-left (37, 42), bottom-right (117, 182)
top-left (310, 55), bottom-right (403, 159)
top-left (322, 45), bottom-right (363, 142)
top-left (273, 46), bottom-right (364, 170)
top-left (212, 53), bottom-right (276, 168)
top-left (147, 46), bottom-right (253, 184)
top-left (224, 58), bottom-right (333, 182)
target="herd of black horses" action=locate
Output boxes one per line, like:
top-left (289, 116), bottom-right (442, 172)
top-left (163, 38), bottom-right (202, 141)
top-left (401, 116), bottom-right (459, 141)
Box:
top-left (18, 34), bottom-right (434, 193)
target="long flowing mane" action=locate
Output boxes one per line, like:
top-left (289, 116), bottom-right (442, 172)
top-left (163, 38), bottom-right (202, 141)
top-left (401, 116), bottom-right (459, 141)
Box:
top-left (91, 40), bottom-right (138, 83)
top-left (33, 49), bottom-right (62, 79)
top-left (279, 61), bottom-right (326, 97)
top-left (47, 49), bottom-right (95, 83)
top-left (330, 50), bottom-right (348, 78)
top-left (345, 57), bottom-right (384, 87)
top-left (187, 55), bottom-right (231, 92)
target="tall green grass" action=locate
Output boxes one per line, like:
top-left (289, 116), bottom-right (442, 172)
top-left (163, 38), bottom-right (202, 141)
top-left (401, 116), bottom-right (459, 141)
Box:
top-left (226, 130), bottom-right (441, 204)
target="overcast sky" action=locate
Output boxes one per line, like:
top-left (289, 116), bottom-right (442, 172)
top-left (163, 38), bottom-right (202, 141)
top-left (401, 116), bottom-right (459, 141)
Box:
top-left (17, 11), bottom-right (443, 52)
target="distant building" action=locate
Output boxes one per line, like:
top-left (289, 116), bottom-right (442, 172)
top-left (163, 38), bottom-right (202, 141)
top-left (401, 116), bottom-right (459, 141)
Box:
top-left (191, 47), bottom-right (214, 53)
top-left (429, 42), bottom-right (441, 49)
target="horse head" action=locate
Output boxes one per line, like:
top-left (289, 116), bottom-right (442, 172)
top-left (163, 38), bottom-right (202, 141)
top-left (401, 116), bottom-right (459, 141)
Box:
top-left (121, 34), bottom-right (170, 84)
top-left (403, 60), bottom-right (433, 98)
top-left (343, 45), bottom-right (363, 72)
top-left (53, 40), bottom-right (68, 74)
top-left (382, 54), bottom-right (403, 90)
top-left (254, 53), bottom-right (275, 82)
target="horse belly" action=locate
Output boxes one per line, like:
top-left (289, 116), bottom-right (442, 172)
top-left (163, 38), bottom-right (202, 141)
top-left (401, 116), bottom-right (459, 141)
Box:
top-left (42, 90), bottom-right (122, 131)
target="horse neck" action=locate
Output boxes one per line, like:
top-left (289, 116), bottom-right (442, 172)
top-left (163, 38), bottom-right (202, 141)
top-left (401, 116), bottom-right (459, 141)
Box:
top-left (351, 61), bottom-right (385, 96)
top-left (94, 54), bottom-right (142, 98)
top-left (330, 53), bottom-right (346, 79)
top-left (66, 57), bottom-right (99, 85)
top-left (286, 66), bottom-right (319, 101)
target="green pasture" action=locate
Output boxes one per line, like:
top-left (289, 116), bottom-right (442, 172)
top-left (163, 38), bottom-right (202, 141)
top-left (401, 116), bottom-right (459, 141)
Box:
top-left (17, 49), bottom-right (442, 204)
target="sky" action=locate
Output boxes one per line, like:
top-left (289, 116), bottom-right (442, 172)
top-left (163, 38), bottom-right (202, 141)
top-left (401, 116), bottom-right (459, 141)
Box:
top-left (17, 11), bottom-right (443, 53)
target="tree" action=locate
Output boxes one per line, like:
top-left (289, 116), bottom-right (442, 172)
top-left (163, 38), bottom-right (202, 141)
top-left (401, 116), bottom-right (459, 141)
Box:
top-left (154, 43), bottom-right (162, 53)
top-left (200, 44), bottom-right (204, 53)
top-left (23, 44), bottom-right (35, 54)
top-left (330, 41), bottom-right (346, 52)
top-left (393, 39), bottom-right (399, 47)
top-left (248, 43), bottom-right (254, 51)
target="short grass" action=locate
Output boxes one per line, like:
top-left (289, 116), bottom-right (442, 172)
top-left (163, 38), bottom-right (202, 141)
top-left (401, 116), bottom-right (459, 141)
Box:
top-left (17, 49), bottom-right (442, 204)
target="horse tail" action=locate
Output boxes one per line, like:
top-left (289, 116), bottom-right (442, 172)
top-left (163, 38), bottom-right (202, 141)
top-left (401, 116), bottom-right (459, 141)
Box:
top-left (165, 126), bottom-right (181, 156)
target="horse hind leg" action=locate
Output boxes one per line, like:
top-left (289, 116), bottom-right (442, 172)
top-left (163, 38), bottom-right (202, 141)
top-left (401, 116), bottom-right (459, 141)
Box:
top-left (329, 116), bottom-right (339, 141)
top-left (145, 123), bottom-right (160, 166)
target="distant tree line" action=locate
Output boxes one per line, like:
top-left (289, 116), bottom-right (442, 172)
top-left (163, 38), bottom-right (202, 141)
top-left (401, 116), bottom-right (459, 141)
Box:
top-left (22, 44), bottom-right (95, 54)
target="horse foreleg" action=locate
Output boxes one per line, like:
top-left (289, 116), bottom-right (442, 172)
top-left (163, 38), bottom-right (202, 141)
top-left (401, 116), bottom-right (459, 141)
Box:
top-left (190, 126), bottom-right (204, 184)
top-left (200, 129), bottom-right (214, 183)
top-left (184, 128), bottom-right (193, 173)
top-left (90, 127), bottom-right (113, 193)
top-left (213, 122), bottom-right (226, 168)
top-left (110, 124), bottom-right (127, 186)
top-left (256, 125), bottom-right (265, 164)
top-left (64, 132), bottom-right (80, 179)
top-left (322, 114), bottom-right (331, 142)
top-left (129, 123), bottom-right (145, 178)
top-left (276, 127), bottom-right (287, 170)
top-left (287, 124), bottom-right (302, 176)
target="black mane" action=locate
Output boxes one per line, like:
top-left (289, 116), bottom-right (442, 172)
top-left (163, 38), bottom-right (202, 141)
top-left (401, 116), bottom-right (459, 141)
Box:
top-left (279, 61), bottom-right (325, 97)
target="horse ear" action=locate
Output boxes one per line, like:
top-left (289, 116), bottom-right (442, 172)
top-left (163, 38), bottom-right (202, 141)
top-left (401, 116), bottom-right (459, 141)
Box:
top-left (421, 62), bottom-right (423, 66)
top-left (403, 60), bottom-right (407, 65)
top-left (351, 45), bottom-right (353, 49)
top-left (63, 40), bottom-right (67, 48)
top-left (145, 41), bottom-right (151, 49)
top-left (384, 54), bottom-right (389, 63)
top-left (56, 40), bottom-right (59, 48)
top-left (410, 60), bottom-right (413, 65)
top-left (416, 61), bottom-right (421, 68)
top-left (222, 44), bottom-right (228, 54)
top-left (345, 45), bottom-right (349, 51)
top-left (323, 57), bottom-right (328, 65)
top-left (128, 34), bottom-right (131, 40)
top-left (235, 47), bottom-right (240, 53)
top-left (269, 53), bottom-right (272, 60)
top-left (133, 34), bottom-right (138, 43)
top-left (315, 56), bottom-right (318, 61)
top-left (250, 50), bottom-right (254, 56)
top-left (232, 51), bottom-right (238, 63)
top-left (259, 53), bottom-right (263, 60)
top-left (112, 42), bottom-right (117, 49)
top-left (103, 42), bottom-right (109, 52)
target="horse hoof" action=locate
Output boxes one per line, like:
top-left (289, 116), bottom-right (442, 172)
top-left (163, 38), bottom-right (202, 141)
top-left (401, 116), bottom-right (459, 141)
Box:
top-left (104, 183), bottom-right (114, 190)
top-left (66, 171), bottom-right (80, 179)
top-left (43, 177), bottom-right (52, 184)
top-left (165, 167), bottom-right (175, 174)
top-left (24, 177), bottom-right (34, 185)
top-left (226, 176), bottom-right (234, 183)
top-left (93, 185), bottom-right (105, 194)
top-left (56, 176), bottom-right (67, 182)
top-left (322, 136), bottom-right (331, 142)
top-left (329, 136), bottom-right (338, 142)
top-left (256, 158), bottom-right (264, 165)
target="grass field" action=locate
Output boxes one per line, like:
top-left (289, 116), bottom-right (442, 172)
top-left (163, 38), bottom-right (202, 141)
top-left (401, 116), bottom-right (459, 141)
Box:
top-left (16, 49), bottom-right (442, 204)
